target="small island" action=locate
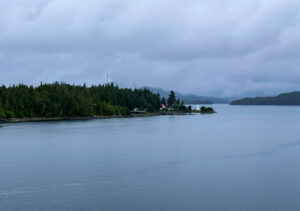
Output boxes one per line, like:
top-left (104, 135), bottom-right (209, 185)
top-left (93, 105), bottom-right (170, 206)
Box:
top-left (198, 106), bottom-right (216, 114)
top-left (0, 82), bottom-right (215, 123)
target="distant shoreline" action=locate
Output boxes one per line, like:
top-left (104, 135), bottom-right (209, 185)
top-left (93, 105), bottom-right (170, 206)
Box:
top-left (230, 91), bottom-right (300, 105)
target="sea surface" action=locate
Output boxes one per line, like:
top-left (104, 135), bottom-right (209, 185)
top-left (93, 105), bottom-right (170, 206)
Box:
top-left (1, 105), bottom-right (300, 211)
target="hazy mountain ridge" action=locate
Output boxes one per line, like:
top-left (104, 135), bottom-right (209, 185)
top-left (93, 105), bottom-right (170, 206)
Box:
top-left (231, 91), bottom-right (300, 105)
top-left (144, 87), bottom-right (230, 104)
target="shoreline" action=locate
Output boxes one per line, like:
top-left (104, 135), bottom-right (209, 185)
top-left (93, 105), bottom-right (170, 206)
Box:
top-left (0, 110), bottom-right (216, 125)
top-left (0, 112), bottom-right (194, 124)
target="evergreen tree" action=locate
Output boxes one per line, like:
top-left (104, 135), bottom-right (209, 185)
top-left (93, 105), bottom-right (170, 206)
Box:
top-left (167, 91), bottom-right (176, 107)
top-left (0, 82), bottom-right (162, 119)
top-left (146, 104), bottom-right (154, 112)
top-left (161, 97), bottom-right (166, 105)
top-left (0, 102), bottom-right (6, 119)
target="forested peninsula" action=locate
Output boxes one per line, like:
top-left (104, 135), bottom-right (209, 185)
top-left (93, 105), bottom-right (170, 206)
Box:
top-left (0, 82), bottom-right (209, 123)
top-left (231, 91), bottom-right (300, 105)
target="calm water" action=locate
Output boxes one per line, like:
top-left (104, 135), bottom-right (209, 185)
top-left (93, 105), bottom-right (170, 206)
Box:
top-left (1, 105), bottom-right (300, 211)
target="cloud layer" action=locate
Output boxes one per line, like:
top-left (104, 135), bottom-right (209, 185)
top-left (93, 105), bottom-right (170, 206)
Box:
top-left (1, 0), bottom-right (300, 97)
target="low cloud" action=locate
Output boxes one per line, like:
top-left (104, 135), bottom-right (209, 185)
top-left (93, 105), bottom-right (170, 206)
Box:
top-left (1, 0), bottom-right (300, 97)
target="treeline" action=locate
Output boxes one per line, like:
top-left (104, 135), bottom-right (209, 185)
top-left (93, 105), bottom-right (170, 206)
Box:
top-left (162, 91), bottom-right (191, 112)
top-left (0, 82), bottom-right (161, 119)
top-left (231, 91), bottom-right (300, 105)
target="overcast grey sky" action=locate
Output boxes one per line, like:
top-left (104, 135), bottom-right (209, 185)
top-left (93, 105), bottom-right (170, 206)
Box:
top-left (1, 0), bottom-right (300, 97)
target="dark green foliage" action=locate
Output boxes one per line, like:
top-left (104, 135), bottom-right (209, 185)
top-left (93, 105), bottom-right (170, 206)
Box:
top-left (231, 91), bottom-right (300, 105)
top-left (0, 82), bottom-right (160, 119)
top-left (179, 101), bottom-right (186, 111)
top-left (171, 102), bottom-right (179, 110)
top-left (200, 106), bottom-right (214, 113)
top-left (167, 91), bottom-right (176, 107)
top-left (167, 90), bottom-right (188, 111)
top-left (0, 107), bottom-right (6, 119)
top-left (146, 104), bottom-right (155, 112)
top-left (161, 97), bottom-right (166, 105)
top-left (0, 102), bottom-right (5, 119)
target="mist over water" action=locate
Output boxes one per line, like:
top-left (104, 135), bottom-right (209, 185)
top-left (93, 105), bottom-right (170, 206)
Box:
top-left (1, 105), bottom-right (300, 211)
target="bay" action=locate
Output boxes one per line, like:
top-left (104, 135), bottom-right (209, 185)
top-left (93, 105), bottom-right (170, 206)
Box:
top-left (1, 105), bottom-right (300, 211)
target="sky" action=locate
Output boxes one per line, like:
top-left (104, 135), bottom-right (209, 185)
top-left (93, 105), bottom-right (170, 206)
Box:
top-left (1, 0), bottom-right (300, 97)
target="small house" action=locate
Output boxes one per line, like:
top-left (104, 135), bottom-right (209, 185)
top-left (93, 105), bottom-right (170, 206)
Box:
top-left (160, 104), bottom-right (166, 111)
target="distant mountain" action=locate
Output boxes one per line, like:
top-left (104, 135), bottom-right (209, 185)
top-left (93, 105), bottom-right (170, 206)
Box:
top-left (144, 87), bottom-right (230, 104)
top-left (231, 91), bottom-right (300, 105)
